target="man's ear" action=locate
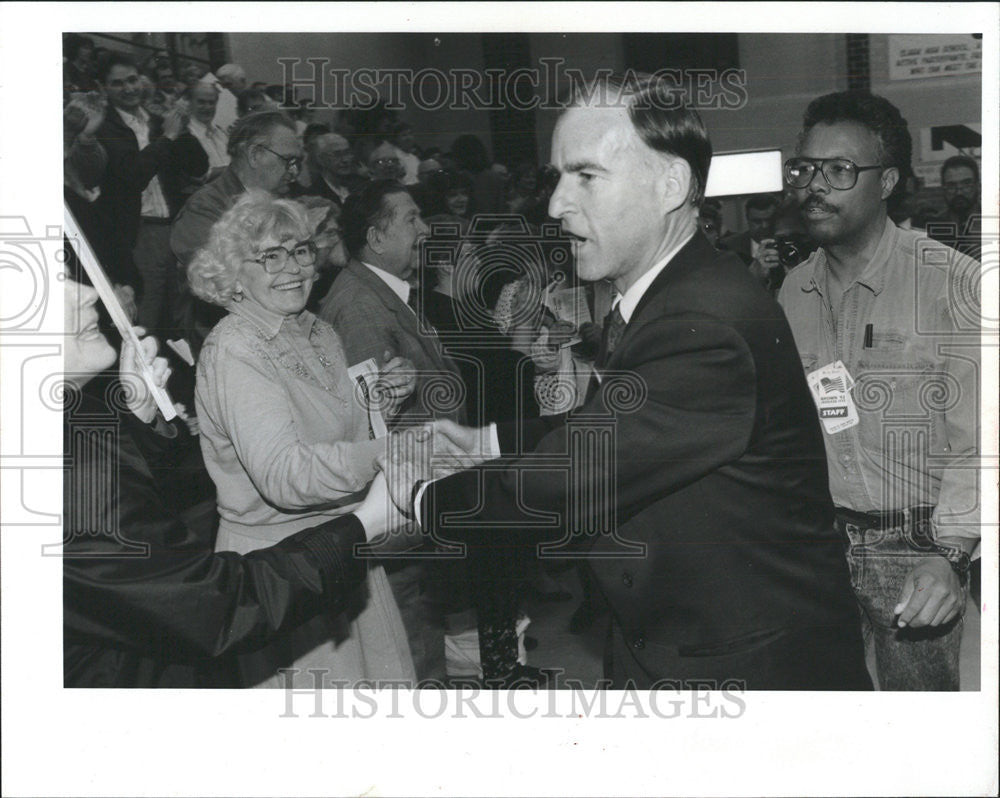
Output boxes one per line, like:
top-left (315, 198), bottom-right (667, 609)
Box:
top-left (880, 166), bottom-right (900, 201)
top-left (658, 156), bottom-right (693, 213)
top-left (245, 143), bottom-right (261, 170)
top-left (366, 223), bottom-right (383, 255)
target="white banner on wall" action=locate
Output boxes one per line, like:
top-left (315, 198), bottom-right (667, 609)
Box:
top-left (888, 33), bottom-right (982, 80)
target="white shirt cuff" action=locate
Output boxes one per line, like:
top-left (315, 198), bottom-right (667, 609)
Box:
top-left (412, 479), bottom-right (431, 526)
top-left (487, 422), bottom-right (501, 459)
top-left (412, 424), bottom-right (501, 525)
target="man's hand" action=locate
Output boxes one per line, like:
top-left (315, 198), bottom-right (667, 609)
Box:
top-left (78, 92), bottom-right (106, 137)
top-left (120, 329), bottom-right (171, 425)
top-left (113, 284), bottom-right (138, 323)
top-left (431, 418), bottom-right (494, 470)
top-left (893, 557), bottom-right (965, 628)
top-left (162, 100), bottom-right (189, 141)
top-left (749, 239), bottom-right (781, 284)
top-left (375, 351), bottom-right (416, 418)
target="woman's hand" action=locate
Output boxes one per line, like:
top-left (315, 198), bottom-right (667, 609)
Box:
top-left (120, 328), bottom-right (171, 424)
top-left (353, 470), bottom-right (407, 542)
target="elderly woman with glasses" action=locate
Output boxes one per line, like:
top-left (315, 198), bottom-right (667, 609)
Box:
top-left (191, 190), bottom-right (417, 687)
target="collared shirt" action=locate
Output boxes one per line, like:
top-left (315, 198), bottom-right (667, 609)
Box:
top-left (188, 117), bottom-right (230, 169)
top-left (115, 106), bottom-right (170, 219)
top-left (195, 296), bottom-right (383, 547)
top-left (322, 174), bottom-right (350, 203)
top-left (778, 218), bottom-right (980, 544)
top-left (614, 231), bottom-right (695, 322)
top-left (201, 74), bottom-right (239, 133)
top-left (362, 261), bottom-right (412, 308)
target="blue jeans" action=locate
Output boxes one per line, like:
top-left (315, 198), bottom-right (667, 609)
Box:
top-left (836, 508), bottom-right (966, 691)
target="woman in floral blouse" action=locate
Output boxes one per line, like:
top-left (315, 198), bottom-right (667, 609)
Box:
top-left (191, 190), bottom-right (415, 688)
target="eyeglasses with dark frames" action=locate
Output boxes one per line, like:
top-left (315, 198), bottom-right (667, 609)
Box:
top-left (257, 145), bottom-right (302, 173)
top-left (783, 157), bottom-right (884, 190)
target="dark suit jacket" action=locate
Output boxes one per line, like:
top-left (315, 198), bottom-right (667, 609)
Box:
top-left (161, 130), bottom-right (210, 215)
top-left (63, 389), bottom-right (371, 687)
top-left (719, 229), bottom-right (753, 266)
top-left (418, 233), bottom-right (861, 686)
top-left (93, 107), bottom-right (176, 288)
top-left (318, 260), bottom-right (465, 423)
top-left (293, 173), bottom-right (366, 208)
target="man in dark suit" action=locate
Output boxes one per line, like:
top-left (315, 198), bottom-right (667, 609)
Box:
top-left (318, 180), bottom-right (469, 682)
top-left (382, 73), bottom-right (871, 690)
top-left (318, 180), bottom-right (464, 425)
top-left (94, 53), bottom-right (186, 333)
top-left (295, 132), bottom-right (368, 209)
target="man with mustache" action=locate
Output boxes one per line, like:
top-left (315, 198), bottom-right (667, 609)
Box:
top-left (778, 91), bottom-right (981, 690)
top-left (929, 154), bottom-right (982, 259)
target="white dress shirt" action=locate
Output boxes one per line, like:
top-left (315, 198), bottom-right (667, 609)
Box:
top-left (614, 231), bottom-right (695, 322)
top-left (361, 262), bottom-right (412, 309)
top-left (188, 117), bottom-right (230, 169)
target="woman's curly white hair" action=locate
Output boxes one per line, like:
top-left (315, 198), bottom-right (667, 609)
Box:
top-left (188, 189), bottom-right (313, 307)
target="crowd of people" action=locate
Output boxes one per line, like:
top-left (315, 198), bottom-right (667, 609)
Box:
top-left (62, 37), bottom-right (983, 692)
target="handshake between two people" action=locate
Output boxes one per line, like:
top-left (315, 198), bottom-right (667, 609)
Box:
top-left (353, 419), bottom-right (495, 545)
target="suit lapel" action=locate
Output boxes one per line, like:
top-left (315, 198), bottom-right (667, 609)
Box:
top-left (346, 260), bottom-right (450, 371)
top-left (606, 233), bottom-right (717, 369)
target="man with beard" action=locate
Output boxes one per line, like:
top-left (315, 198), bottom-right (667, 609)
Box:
top-left (778, 91), bottom-right (980, 690)
top-left (929, 154), bottom-right (982, 258)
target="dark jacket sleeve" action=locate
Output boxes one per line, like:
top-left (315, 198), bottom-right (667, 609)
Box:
top-left (98, 116), bottom-right (174, 197)
top-left (63, 411), bottom-right (369, 661)
top-left (421, 313), bottom-right (757, 541)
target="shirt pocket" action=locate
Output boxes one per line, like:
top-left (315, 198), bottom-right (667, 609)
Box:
top-left (799, 352), bottom-right (818, 373)
top-left (853, 357), bottom-right (949, 455)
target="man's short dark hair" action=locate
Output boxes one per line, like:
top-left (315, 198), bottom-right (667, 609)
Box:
top-left (64, 34), bottom-right (94, 62)
top-left (97, 52), bottom-right (138, 84)
top-left (303, 122), bottom-right (332, 148)
top-left (745, 193), bottom-right (780, 216)
top-left (800, 90), bottom-right (912, 177)
top-left (941, 154), bottom-right (979, 183)
top-left (227, 109), bottom-right (296, 159)
top-left (565, 72), bottom-right (713, 206)
top-left (340, 179), bottom-right (409, 259)
top-left (699, 198), bottom-right (722, 222)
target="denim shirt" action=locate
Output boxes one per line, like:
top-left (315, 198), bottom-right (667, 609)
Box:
top-left (778, 219), bottom-right (980, 544)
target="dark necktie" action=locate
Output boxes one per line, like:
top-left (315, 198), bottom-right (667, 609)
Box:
top-left (596, 303), bottom-right (626, 371)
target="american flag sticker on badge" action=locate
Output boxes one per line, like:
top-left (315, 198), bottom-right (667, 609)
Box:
top-left (806, 361), bottom-right (859, 435)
